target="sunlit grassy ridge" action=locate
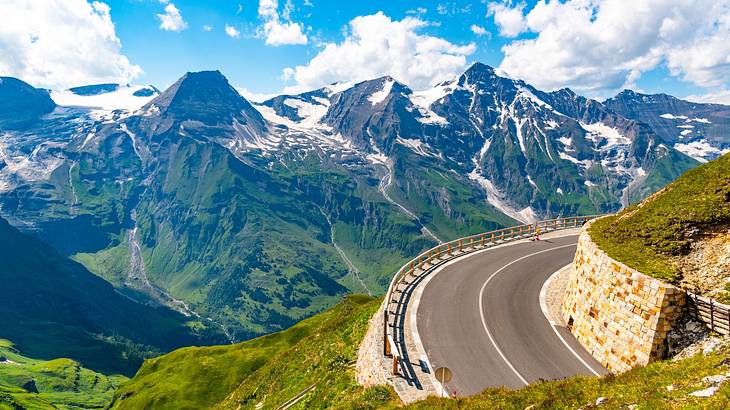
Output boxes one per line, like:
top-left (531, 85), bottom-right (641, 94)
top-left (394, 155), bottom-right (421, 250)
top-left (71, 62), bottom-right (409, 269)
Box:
top-left (108, 295), bottom-right (398, 410)
top-left (589, 153), bottom-right (730, 283)
top-left (0, 339), bottom-right (126, 410)
top-left (107, 293), bottom-right (730, 409)
top-left (407, 344), bottom-right (730, 409)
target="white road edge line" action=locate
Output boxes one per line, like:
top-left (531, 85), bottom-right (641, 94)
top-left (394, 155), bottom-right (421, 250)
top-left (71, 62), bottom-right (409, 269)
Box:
top-left (407, 229), bottom-right (581, 396)
top-left (539, 265), bottom-right (603, 377)
top-left (478, 243), bottom-right (577, 387)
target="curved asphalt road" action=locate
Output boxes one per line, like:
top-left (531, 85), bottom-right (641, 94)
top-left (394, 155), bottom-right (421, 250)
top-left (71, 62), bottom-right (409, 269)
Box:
top-left (416, 234), bottom-right (606, 396)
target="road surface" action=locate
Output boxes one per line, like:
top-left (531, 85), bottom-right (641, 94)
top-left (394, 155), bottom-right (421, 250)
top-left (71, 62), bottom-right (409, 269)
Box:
top-left (416, 233), bottom-right (606, 396)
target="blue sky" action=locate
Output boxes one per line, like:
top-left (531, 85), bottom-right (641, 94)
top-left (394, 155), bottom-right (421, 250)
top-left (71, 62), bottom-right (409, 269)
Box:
top-left (3, 1), bottom-right (730, 103)
top-left (106, 0), bottom-right (509, 92)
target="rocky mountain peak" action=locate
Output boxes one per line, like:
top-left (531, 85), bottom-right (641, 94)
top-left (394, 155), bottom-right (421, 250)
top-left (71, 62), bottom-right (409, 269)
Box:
top-left (144, 70), bottom-right (265, 128)
top-left (463, 62), bottom-right (497, 77)
top-left (0, 77), bottom-right (56, 129)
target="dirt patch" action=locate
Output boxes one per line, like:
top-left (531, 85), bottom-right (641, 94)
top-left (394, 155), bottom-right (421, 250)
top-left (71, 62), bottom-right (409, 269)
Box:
top-left (675, 229), bottom-right (730, 300)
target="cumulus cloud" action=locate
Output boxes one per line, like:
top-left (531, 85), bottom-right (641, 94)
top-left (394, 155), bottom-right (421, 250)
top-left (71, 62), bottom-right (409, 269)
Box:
top-left (0, 0), bottom-right (142, 89)
top-left (685, 89), bottom-right (730, 106)
top-left (157, 3), bottom-right (187, 32)
top-left (225, 24), bottom-right (240, 38)
top-left (470, 24), bottom-right (488, 36)
top-left (235, 86), bottom-right (278, 103)
top-left (282, 12), bottom-right (475, 93)
top-left (257, 0), bottom-right (308, 46)
top-left (492, 0), bottom-right (730, 96)
top-left (487, 1), bottom-right (526, 37)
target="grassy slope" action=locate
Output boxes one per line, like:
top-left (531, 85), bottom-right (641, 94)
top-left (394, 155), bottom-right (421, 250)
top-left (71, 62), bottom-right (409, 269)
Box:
top-left (589, 153), bottom-right (730, 283)
top-left (0, 216), bottom-right (221, 377)
top-left (107, 293), bottom-right (730, 410)
top-left (108, 295), bottom-right (398, 410)
top-left (408, 344), bottom-right (730, 409)
top-left (0, 339), bottom-right (126, 410)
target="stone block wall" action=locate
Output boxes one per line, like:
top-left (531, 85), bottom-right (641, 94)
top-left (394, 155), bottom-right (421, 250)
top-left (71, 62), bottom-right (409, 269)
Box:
top-left (562, 222), bottom-right (685, 373)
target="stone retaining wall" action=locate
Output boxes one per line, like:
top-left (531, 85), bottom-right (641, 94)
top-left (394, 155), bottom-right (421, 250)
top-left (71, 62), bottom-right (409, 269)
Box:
top-left (562, 222), bottom-right (686, 373)
top-left (355, 301), bottom-right (388, 387)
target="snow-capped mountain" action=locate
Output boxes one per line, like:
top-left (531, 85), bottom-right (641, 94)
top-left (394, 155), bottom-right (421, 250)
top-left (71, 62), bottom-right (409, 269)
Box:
top-left (605, 90), bottom-right (730, 162)
top-left (252, 63), bottom-right (700, 219)
top-left (0, 64), bottom-right (714, 341)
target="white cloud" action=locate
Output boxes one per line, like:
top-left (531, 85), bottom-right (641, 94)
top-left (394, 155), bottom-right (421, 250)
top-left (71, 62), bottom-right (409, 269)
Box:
top-left (282, 12), bottom-right (475, 93)
top-left (235, 86), bottom-right (278, 103)
top-left (493, 0), bottom-right (730, 97)
top-left (470, 24), bottom-right (488, 36)
top-left (406, 7), bottom-right (428, 16)
top-left (685, 89), bottom-right (730, 106)
top-left (487, 1), bottom-right (526, 37)
top-left (225, 24), bottom-right (240, 38)
top-left (263, 20), bottom-right (307, 45)
top-left (157, 3), bottom-right (187, 32)
top-left (257, 0), bottom-right (308, 46)
top-left (0, 0), bottom-right (142, 89)
top-left (202, 24), bottom-right (213, 32)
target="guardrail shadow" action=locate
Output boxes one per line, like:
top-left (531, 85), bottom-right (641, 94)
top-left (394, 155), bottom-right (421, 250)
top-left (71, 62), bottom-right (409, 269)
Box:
top-left (383, 216), bottom-right (601, 392)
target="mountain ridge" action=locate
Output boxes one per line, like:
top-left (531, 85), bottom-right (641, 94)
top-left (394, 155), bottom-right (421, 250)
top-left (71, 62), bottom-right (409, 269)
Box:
top-left (0, 63), bottom-right (719, 360)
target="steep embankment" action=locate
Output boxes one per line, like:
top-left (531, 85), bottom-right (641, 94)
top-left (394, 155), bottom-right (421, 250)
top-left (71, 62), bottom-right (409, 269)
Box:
top-left (107, 295), bottom-right (398, 410)
top-left (589, 153), bottom-right (730, 299)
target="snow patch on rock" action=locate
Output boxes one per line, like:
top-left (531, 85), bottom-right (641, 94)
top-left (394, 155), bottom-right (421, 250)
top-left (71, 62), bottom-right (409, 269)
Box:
top-left (674, 139), bottom-right (730, 163)
top-left (468, 169), bottom-right (537, 223)
top-left (368, 80), bottom-right (394, 106)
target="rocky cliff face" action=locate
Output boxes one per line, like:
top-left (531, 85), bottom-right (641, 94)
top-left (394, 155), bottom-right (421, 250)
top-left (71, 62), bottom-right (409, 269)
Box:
top-left (0, 77), bottom-right (55, 128)
top-left (605, 90), bottom-right (730, 162)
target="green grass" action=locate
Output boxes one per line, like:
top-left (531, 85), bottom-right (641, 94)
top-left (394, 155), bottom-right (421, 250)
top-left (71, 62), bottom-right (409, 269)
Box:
top-left (407, 343), bottom-right (730, 409)
top-left (106, 291), bottom-right (730, 410)
top-left (108, 295), bottom-right (398, 410)
top-left (589, 154), bottom-right (730, 283)
top-left (0, 339), bottom-right (126, 410)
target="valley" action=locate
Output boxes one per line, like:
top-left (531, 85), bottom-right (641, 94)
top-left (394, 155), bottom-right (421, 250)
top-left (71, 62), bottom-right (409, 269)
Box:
top-left (0, 63), bottom-right (726, 390)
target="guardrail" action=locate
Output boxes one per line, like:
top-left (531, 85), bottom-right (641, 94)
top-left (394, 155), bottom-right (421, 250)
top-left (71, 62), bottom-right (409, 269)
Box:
top-left (687, 293), bottom-right (730, 336)
top-left (382, 215), bottom-right (600, 376)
